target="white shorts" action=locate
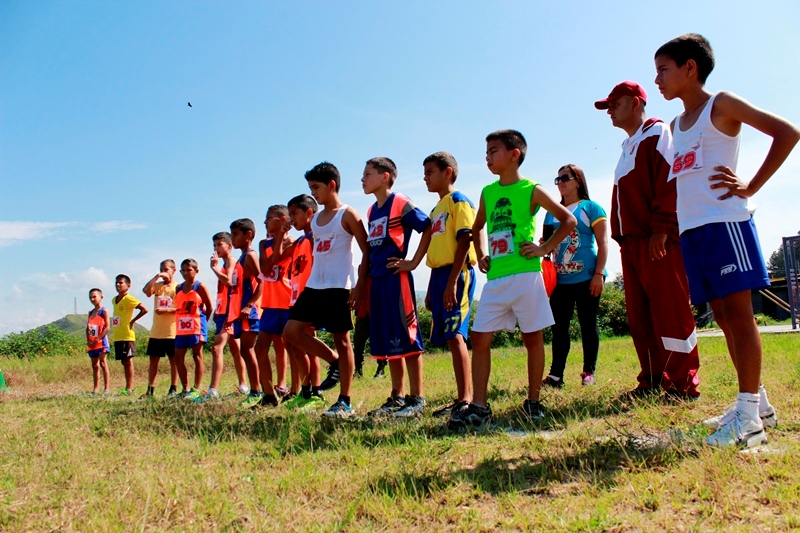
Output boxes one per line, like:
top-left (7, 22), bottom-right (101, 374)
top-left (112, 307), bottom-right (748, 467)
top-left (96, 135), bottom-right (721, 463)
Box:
top-left (472, 271), bottom-right (554, 334)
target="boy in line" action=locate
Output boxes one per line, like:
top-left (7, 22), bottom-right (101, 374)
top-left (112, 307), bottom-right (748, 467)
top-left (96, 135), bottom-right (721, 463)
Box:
top-left (141, 259), bottom-right (179, 398)
top-left (594, 81), bottom-right (701, 400)
top-left (283, 162), bottom-right (370, 418)
top-left (276, 194), bottom-right (325, 410)
top-left (254, 205), bottom-right (295, 405)
top-left (654, 34), bottom-right (799, 447)
top-left (196, 232), bottom-right (249, 402)
top-left (449, 130), bottom-right (577, 429)
top-left (86, 288), bottom-right (111, 394)
top-left (363, 157), bottom-right (432, 418)
top-left (422, 152), bottom-right (477, 418)
top-left (173, 259), bottom-right (213, 398)
top-left (111, 274), bottom-right (148, 395)
top-left (229, 219), bottom-right (268, 408)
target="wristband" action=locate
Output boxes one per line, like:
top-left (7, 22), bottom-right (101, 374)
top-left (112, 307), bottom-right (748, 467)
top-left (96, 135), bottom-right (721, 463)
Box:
top-left (594, 272), bottom-right (604, 277)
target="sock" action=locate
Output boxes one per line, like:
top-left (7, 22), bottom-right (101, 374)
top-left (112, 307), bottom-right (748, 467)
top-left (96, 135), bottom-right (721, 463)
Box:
top-left (147, 386), bottom-right (155, 395)
top-left (736, 392), bottom-right (760, 422)
top-left (301, 384), bottom-right (311, 399)
top-left (391, 389), bottom-right (404, 401)
top-left (311, 386), bottom-right (322, 397)
top-left (338, 395), bottom-right (350, 406)
top-left (758, 384), bottom-right (773, 414)
top-left (208, 387), bottom-right (217, 396)
top-left (548, 375), bottom-right (561, 382)
top-left (168, 385), bottom-right (177, 393)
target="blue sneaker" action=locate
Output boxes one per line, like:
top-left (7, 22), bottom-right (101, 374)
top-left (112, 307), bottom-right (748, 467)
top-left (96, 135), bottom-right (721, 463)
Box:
top-left (322, 399), bottom-right (355, 419)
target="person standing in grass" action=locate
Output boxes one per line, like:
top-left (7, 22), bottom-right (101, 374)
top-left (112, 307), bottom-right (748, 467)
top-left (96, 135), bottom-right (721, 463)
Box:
top-left (283, 162), bottom-right (371, 419)
top-left (595, 80), bottom-right (701, 401)
top-left (654, 34), bottom-right (799, 447)
top-left (448, 130), bottom-right (576, 430)
top-left (363, 156), bottom-right (432, 419)
top-left (141, 259), bottom-right (179, 398)
top-left (86, 288), bottom-right (111, 394)
top-left (111, 274), bottom-right (148, 396)
top-left (422, 151), bottom-right (477, 419)
top-left (541, 164), bottom-right (608, 389)
top-left (173, 259), bottom-right (213, 399)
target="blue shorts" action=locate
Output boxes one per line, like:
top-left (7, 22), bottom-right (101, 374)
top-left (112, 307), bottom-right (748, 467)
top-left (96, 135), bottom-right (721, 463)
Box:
top-left (680, 218), bottom-right (770, 304)
top-left (213, 314), bottom-right (228, 334)
top-left (175, 334), bottom-right (204, 349)
top-left (370, 272), bottom-right (424, 360)
top-left (232, 318), bottom-right (260, 339)
top-left (88, 348), bottom-right (108, 358)
top-left (428, 264), bottom-right (475, 346)
top-left (259, 308), bottom-right (291, 335)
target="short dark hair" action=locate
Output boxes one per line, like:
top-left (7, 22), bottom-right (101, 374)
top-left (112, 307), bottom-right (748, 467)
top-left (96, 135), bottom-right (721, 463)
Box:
top-left (181, 258), bottom-right (199, 270)
top-left (267, 204), bottom-right (289, 217)
top-left (230, 218), bottom-right (256, 238)
top-left (160, 259), bottom-right (176, 270)
top-left (115, 274), bottom-right (131, 286)
top-left (288, 194), bottom-right (318, 214)
top-left (366, 157), bottom-right (398, 186)
top-left (655, 33), bottom-right (715, 83)
top-left (212, 231), bottom-right (232, 244)
top-left (558, 164), bottom-right (591, 205)
top-left (305, 162), bottom-right (341, 192)
top-left (485, 129), bottom-right (527, 166)
top-left (423, 152), bottom-right (459, 183)
top-left (89, 288), bottom-right (103, 296)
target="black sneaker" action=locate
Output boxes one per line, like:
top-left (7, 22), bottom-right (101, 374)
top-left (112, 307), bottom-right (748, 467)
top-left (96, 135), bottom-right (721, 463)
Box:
top-left (432, 400), bottom-right (468, 418)
top-left (392, 396), bottom-right (426, 418)
top-left (368, 396), bottom-right (405, 417)
top-left (663, 389), bottom-right (700, 403)
top-left (258, 394), bottom-right (279, 408)
top-left (319, 360), bottom-right (340, 391)
top-left (448, 403), bottom-right (493, 430)
top-left (373, 360), bottom-right (387, 379)
top-left (619, 387), bottom-right (660, 402)
top-left (521, 399), bottom-right (545, 420)
top-left (542, 375), bottom-right (564, 389)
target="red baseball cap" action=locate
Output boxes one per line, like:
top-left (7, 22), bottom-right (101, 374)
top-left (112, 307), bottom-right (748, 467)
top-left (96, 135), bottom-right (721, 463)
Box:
top-left (594, 81), bottom-right (647, 110)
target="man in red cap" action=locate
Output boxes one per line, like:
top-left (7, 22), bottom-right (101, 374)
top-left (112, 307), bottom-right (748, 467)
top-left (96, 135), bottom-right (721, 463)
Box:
top-left (596, 80), bottom-right (700, 400)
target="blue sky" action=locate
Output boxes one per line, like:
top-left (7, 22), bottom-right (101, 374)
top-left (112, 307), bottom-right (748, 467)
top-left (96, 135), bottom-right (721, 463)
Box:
top-left (2, 1), bottom-right (799, 334)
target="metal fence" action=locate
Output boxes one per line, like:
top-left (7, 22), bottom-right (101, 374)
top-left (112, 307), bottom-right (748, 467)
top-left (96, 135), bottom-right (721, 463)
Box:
top-left (783, 235), bottom-right (800, 330)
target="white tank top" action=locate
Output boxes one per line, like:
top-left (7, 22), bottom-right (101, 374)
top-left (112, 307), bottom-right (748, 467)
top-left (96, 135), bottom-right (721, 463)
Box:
top-left (306, 206), bottom-right (356, 290)
top-left (670, 92), bottom-right (753, 233)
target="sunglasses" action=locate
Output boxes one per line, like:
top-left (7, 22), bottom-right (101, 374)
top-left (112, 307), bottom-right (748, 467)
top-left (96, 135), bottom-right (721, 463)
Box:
top-left (554, 174), bottom-right (575, 185)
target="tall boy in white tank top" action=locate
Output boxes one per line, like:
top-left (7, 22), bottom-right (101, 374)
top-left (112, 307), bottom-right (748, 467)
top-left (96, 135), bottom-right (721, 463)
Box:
top-left (282, 162), bottom-right (371, 418)
top-left (655, 34), bottom-right (800, 448)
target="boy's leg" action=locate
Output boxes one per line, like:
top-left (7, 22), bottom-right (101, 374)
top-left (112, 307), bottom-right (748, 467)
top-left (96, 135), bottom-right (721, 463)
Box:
top-left (287, 342), bottom-right (308, 392)
top-left (548, 282), bottom-right (578, 380)
top-left (209, 330), bottom-right (228, 391)
top-left (191, 343), bottom-right (204, 389)
top-left (333, 332), bottom-right (354, 398)
top-left (274, 334), bottom-right (288, 389)
top-left (406, 353), bottom-right (423, 398)
top-left (227, 337), bottom-right (246, 389)
top-left (309, 352), bottom-right (321, 387)
top-left (99, 352), bottom-right (110, 391)
top-left (710, 291), bottom-right (762, 394)
top-left (284, 320), bottom-right (338, 364)
top-left (353, 317), bottom-right (369, 376)
top-left (147, 356), bottom-right (160, 388)
top-left (169, 354), bottom-right (178, 388)
top-left (470, 331), bottom-right (493, 407)
top-left (122, 356), bottom-right (134, 391)
top-left (91, 357), bottom-right (100, 393)
top-left (447, 335), bottom-right (472, 403)
top-left (239, 331), bottom-right (260, 392)
top-left (388, 358), bottom-right (406, 397)
top-left (574, 281), bottom-right (601, 376)
top-left (174, 347), bottom-right (189, 390)
top-left (255, 330), bottom-right (276, 394)
top-left (522, 330), bottom-right (545, 401)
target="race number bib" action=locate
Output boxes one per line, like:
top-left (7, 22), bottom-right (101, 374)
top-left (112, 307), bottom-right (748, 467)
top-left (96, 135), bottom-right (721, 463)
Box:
top-left (157, 296), bottom-right (172, 308)
top-left (111, 316), bottom-right (121, 328)
top-left (230, 270), bottom-right (239, 287)
top-left (671, 135), bottom-right (704, 177)
top-left (431, 212), bottom-right (447, 235)
top-left (314, 235), bottom-right (335, 255)
top-left (177, 318), bottom-right (195, 334)
top-left (88, 324), bottom-right (99, 337)
top-left (215, 297), bottom-right (223, 314)
top-left (489, 231), bottom-right (515, 258)
top-left (290, 281), bottom-right (300, 305)
top-left (367, 216), bottom-right (388, 242)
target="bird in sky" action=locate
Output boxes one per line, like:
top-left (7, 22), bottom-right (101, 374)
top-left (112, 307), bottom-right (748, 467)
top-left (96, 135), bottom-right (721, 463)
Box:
top-left (188, 102), bottom-right (192, 107)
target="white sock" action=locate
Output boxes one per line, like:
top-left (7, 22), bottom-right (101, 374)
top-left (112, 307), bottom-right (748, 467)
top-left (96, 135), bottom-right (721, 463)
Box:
top-left (736, 392), bottom-right (760, 422)
top-left (208, 387), bottom-right (217, 396)
top-left (758, 384), bottom-right (773, 414)
top-left (548, 375), bottom-right (561, 382)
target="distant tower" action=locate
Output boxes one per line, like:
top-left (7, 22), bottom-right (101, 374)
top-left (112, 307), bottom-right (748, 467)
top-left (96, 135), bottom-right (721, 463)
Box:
top-left (74, 297), bottom-right (77, 315)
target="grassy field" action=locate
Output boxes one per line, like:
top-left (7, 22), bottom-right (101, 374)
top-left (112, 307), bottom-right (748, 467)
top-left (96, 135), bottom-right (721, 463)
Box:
top-left (1, 333), bottom-right (799, 532)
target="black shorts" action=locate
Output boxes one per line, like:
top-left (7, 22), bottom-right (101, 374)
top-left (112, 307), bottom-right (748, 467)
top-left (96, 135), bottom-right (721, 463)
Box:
top-left (146, 338), bottom-right (175, 358)
top-left (289, 288), bottom-right (353, 333)
top-left (114, 340), bottom-right (136, 361)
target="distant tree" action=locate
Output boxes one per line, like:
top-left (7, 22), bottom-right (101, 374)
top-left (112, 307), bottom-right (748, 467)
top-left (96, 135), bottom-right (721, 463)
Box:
top-left (611, 272), bottom-right (624, 291)
top-left (766, 242), bottom-right (800, 278)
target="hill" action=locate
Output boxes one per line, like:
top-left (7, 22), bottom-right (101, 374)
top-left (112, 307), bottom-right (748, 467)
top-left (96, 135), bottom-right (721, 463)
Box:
top-left (37, 314), bottom-right (149, 338)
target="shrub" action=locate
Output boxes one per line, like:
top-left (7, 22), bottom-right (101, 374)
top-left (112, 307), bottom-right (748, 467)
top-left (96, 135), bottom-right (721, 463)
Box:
top-left (0, 326), bottom-right (84, 359)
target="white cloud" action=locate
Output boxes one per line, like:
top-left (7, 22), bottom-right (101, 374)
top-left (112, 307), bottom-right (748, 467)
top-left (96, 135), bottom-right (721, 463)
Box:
top-left (91, 220), bottom-right (148, 233)
top-left (0, 220), bottom-right (147, 247)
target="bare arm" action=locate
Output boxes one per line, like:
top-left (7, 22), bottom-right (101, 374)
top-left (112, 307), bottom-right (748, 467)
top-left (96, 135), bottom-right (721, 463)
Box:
top-left (590, 219), bottom-right (609, 297)
top-left (143, 273), bottom-right (169, 297)
top-left (343, 207), bottom-right (371, 309)
top-left (472, 194), bottom-right (489, 273)
top-left (211, 253), bottom-right (233, 287)
top-left (197, 283), bottom-right (215, 318)
top-left (272, 222), bottom-right (296, 262)
top-left (443, 232), bottom-right (472, 310)
top-left (130, 303), bottom-right (148, 329)
top-left (520, 187), bottom-right (577, 258)
top-left (240, 251), bottom-right (262, 318)
top-left (390, 225), bottom-right (432, 273)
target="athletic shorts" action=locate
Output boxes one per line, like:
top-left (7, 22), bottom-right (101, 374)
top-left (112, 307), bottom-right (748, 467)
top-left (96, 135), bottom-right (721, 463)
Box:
top-left (88, 348), bottom-right (107, 358)
top-left (114, 340), bottom-right (136, 360)
top-left (289, 288), bottom-right (353, 333)
top-left (680, 218), bottom-right (770, 304)
top-left (175, 334), bottom-right (204, 349)
top-left (472, 271), bottom-right (554, 334)
top-left (232, 318), bottom-right (259, 339)
top-left (370, 272), bottom-right (424, 360)
top-left (213, 314), bottom-right (229, 335)
top-left (428, 264), bottom-right (476, 346)
top-left (259, 308), bottom-right (292, 335)
top-left (146, 338), bottom-right (175, 358)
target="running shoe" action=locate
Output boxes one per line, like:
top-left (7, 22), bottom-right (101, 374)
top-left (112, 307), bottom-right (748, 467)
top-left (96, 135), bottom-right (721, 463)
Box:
top-left (298, 394), bottom-right (327, 411)
top-left (373, 361), bottom-right (387, 379)
top-left (521, 399), bottom-right (546, 420)
top-left (368, 396), bottom-right (405, 417)
top-left (319, 361), bottom-right (340, 391)
top-left (274, 385), bottom-right (290, 400)
top-left (192, 389), bottom-right (220, 403)
top-left (542, 375), bottom-right (564, 389)
top-left (239, 391), bottom-right (264, 410)
top-left (166, 388), bottom-right (178, 398)
top-left (322, 399), bottom-right (355, 419)
top-left (432, 400), bottom-right (468, 418)
top-left (706, 410), bottom-right (767, 448)
top-left (392, 396), bottom-right (426, 418)
top-left (447, 403), bottom-right (493, 430)
top-left (580, 373), bottom-right (596, 386)
top-left (619, 387), bottom-right (660, 402)
top-left (118, 388), bottom-right (132, 396)
top-left (281, 393), bottom-right (304, 409)
top-left (185, 388), bottom-right (203, 401)
top-left (703, 403), bottom-right (778, 430)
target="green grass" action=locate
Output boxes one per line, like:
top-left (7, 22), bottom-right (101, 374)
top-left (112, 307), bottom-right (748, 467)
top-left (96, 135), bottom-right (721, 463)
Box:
top-left (1, 333), bottom-right (800, 532)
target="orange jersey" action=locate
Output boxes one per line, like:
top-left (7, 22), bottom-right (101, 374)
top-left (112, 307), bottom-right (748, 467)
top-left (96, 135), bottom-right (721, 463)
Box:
top-left (215, 264), bottom-right (232, 317)
top-left (260, 237), bottom-right (293, 310)
top-left (290, 233), bottom-right (314, 306)
top-left (175, 281), bottom-right (205, 336)
top-left (87, 307), bottom-right (109, 351)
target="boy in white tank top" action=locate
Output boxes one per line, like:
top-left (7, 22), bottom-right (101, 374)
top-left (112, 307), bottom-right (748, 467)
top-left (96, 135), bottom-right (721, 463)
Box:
top-left (655, 33), bottom-right (800, 448)
top-left (282, 162), bottom-right (371, 418)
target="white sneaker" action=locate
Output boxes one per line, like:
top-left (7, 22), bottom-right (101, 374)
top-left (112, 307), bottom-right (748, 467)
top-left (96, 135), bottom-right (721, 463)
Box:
top-left (703, 403), bottom-right (778, 430)
top-left (706, 410), bottom-right (767, 448)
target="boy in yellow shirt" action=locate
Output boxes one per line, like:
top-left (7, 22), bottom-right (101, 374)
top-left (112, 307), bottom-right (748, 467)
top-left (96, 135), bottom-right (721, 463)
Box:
top-left (111, 274), bottom-right (148, 395)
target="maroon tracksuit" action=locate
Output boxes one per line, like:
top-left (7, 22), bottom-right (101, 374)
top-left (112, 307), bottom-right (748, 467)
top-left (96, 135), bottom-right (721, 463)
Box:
top-left (612, 118), bottom-right (700, 396)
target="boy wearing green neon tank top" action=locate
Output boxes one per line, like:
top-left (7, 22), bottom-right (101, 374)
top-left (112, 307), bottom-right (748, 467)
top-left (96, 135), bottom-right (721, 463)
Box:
top-left (448, 129), bottom-right (577, 430)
